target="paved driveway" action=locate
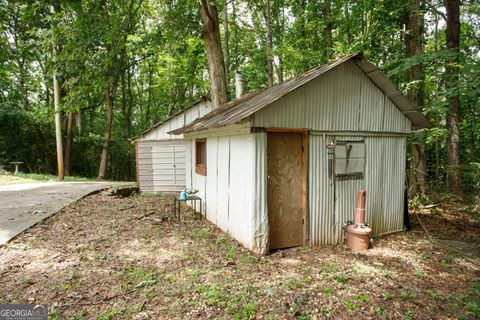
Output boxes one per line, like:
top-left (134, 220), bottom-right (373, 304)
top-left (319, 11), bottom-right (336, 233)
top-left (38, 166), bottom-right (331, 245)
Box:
top-left (0, 182), bottom-right (112, 245)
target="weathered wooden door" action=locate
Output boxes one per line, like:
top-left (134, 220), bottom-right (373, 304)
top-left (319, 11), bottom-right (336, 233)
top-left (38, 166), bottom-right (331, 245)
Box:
top-left (267, 132), bottom-right (305, 249)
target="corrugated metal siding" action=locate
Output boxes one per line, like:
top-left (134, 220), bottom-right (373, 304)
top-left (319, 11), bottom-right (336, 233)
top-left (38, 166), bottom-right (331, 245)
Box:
top-left (309, 134), bottom-right (405, 245)
top-left (253, 61), bottom-right (411, 133)
top-left (309, 134), bottom-right (334, 245)
top-left (137, 140), bottom-right (186, 192)
top-left (252, 131), bottom-right (268, 254)
top-left (171, 55), bottom-right (430, 135)
top-left (333, 136), bottom-right (365, 243)
top-left (365, 137), bottom-right (406, 235)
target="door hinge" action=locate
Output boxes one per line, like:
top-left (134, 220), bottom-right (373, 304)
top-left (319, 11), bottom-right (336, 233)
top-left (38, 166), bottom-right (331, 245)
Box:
top-left (302, 218), bottom-right (305, 225)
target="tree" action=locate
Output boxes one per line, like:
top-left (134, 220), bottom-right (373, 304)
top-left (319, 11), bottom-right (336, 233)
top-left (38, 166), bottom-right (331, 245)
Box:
top-left (405, 0), bottom-right (427, 197)
top-left (323, 0), bottom-right (332, 61)
top-left (53, 67), bottom-right (64, 180)
top-left (200, 0), bottom-right (228, 108)
top-left (97, 0), bottom-right (143, 180)
top-left (444, 0), bottom-right (462, 193)
top-left (264, 0), bottom-right (273, 86)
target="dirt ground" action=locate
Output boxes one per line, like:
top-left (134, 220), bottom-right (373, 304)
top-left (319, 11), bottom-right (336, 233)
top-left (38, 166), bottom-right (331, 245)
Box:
top-left (0, 192), bottom-right (479, 320)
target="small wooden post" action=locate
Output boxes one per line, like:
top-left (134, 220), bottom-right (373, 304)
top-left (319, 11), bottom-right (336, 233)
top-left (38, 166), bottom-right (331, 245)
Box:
top-left (10, 162), bottom-right (23, 174)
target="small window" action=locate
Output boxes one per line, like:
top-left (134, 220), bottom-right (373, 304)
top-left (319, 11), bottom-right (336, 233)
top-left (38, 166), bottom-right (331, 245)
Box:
top-left (335, 140), bottom-right (365, 179)
top-left (196, 139), bottom-right (206, 175)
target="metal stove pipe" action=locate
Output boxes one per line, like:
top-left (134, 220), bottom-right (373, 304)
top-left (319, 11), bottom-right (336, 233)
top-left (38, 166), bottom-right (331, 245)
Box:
top-left (355, 189), bottom-right (366, 225)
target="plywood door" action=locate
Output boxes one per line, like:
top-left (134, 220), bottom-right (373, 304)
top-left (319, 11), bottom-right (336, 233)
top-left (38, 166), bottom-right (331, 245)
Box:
top-left (267, 132), bottom-right (305, 249)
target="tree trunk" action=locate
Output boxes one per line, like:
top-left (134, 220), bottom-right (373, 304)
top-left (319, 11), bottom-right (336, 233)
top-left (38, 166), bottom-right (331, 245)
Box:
top-left (97, 76), bottom-right (118, 180)
top-left (76, 112), bottom-right (82, 134)
top-left (323, 0), bottom-right (333, 61)
top-left (409, 143), bottom-right (427, 196)
top-left (64, 112), bottom-right (74, 176)
top-left (433, 11), bottom-right (440, 187)
top-left (12, 10), bottom-right (30, 111)
top-left (53, 71), bottom-right (64, 180)
top-left (444, 0), bottom-right (462, 194)
top-left (277, 4), bottom-right (285, 83)
top-left (127, 68), bottom-right (134, 181)
top-left (265, 0), bottom-right (274, 86)
top-left (405, 0), bottom-right (427, 197)
top-left (200, 0), bottom-right (228, 109)
top-left (146, 64), bottom-right (152, 126)
top-left (223, 0), bottom-right (230, 89)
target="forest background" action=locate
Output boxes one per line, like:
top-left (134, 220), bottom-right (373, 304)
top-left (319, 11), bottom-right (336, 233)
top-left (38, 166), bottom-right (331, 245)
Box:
top-left (0, 0), bottom-right (478, 198)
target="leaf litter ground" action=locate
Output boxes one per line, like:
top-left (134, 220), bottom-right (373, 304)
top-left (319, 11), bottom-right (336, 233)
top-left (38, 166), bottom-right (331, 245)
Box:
top-left (0, 192), bottom-right (479, 319)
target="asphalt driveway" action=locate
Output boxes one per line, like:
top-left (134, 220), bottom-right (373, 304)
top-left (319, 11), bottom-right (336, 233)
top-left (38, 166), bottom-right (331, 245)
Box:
top-left (0, 182), bottom-right (112, 245)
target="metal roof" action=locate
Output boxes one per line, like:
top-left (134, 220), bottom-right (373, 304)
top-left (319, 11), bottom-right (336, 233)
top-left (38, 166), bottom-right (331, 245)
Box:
top-left (130, 97), bottom-right (209, 142)
top-left (169, 53), bottom-right (431, 135)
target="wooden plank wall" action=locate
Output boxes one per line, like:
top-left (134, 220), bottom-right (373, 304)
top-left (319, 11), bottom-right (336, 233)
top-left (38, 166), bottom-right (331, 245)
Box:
top-left (186, 133), bottom-right (255, 249)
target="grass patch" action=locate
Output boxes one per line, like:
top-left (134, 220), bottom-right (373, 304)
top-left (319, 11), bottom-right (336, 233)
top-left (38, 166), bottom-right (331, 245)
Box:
top-left (345, 299), bottom-right (357, 311)
top-left (283, 277), bottom-right (304, 290)
top-left (196, 283), bottom-right (226, 306)
top-left (192, 228), bottom-right (210, 239)
top-left (0, 172), bottom-right (90, 185)
top-left (400, 290), bottom-right (418, 300)
top-left (225, 290), bottom-right (257, 320)
top-left (322, 287), bottom-right (335, 297)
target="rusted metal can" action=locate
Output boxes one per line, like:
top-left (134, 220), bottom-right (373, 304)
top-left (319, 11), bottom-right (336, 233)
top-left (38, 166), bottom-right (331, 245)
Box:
top-left (346, 224), bottom-right (371, 251)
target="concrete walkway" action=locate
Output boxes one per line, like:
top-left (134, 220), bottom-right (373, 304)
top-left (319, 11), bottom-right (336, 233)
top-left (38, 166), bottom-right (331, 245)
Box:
top-left (0, 182), bottom-right (112, 245)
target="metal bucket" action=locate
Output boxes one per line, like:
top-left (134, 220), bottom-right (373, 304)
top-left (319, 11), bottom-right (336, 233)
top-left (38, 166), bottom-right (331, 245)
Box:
top-left (346, 224), bottom-right (371, 251)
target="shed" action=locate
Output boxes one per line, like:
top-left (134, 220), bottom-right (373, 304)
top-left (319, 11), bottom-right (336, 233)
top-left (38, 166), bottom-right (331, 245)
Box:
top-left (170, 53), bottom-right (431, 254)
top-left (132, 98), bottom-right (213, 192)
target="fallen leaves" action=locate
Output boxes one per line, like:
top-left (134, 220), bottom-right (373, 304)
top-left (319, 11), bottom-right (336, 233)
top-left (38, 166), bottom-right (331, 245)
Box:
top-left (0, 192), bottom-right (478, 319)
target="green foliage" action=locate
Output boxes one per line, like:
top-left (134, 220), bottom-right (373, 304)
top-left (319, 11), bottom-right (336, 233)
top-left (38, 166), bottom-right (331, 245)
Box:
top-left (0, 105), bottom-right (56, 173)
top-left (404, 310), bottom-right (415, 320)
top-left (345, 298), bottom-right (357, 311)
top-left (0, 0), bottom-right (478, 188)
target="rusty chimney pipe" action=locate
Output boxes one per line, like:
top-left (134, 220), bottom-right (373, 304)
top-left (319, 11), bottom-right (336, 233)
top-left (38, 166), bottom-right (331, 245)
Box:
top-left (346, 189), bottom-right (372, 252)
top-left (235, 71), bottom-right (244, 99)
top-left (355, 189), bottom-right (366, 225)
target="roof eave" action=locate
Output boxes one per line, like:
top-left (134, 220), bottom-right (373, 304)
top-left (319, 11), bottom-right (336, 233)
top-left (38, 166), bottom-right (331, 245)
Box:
top-left (129, 97), bottom-right (210, 142)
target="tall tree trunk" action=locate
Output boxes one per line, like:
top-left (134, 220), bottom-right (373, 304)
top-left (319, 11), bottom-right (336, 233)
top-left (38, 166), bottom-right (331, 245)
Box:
top-left (277, 4), bottom-right (285, 83)
top-left (223, 0), bottom-right (230, 90)
top-left (127, 68), bottom-right (134, 181)
top-left (265, 0), bottom-right (274, 86)
top-left (12, 9), bottom-right (29, 111)
top-left (76, 112), bottom-right (82, 134)
top-left (433, 10), bottom-right (440, 187)
top-left (64, 112), bottom-right (74, 176)
top-left (444, 0), bottom-right (462, 194)
top-left (405, 0), bottom-right (427, 197)
top-left (53, 71), bottom-right (64, 180)
top-left (344, 3), bottom-right (352, 47)
top-left (200, 0), bottom-right (228, 109)
top-left (323, 0), bottom-right (333, 61)
top-left (97, 76), bottom-right (118, 180)
top-left (146, 64), bottom-right (152, 126)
